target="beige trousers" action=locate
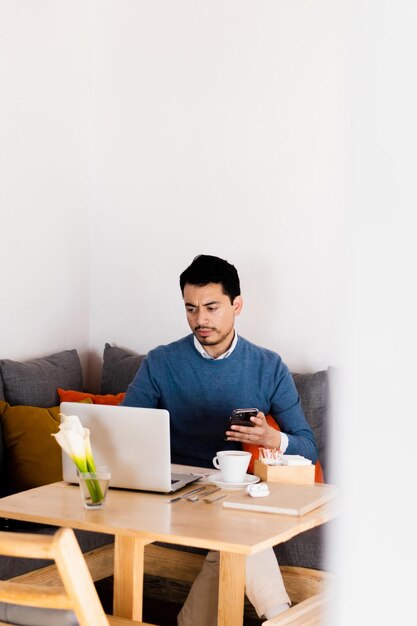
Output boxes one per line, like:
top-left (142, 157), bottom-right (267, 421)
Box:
top-left (177, 547), bottom-right (290, 626)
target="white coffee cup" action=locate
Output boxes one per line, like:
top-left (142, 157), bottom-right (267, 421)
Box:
top-left (212, 450), bottom-right (252, 483)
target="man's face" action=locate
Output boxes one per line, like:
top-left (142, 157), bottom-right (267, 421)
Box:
top-left (183, 282), bottom-right (243, 358)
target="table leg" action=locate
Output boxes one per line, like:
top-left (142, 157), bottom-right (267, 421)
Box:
top-left (218, 551), bottom-right (246, 626)
top-left (113, 535), bottom-right (147, 620)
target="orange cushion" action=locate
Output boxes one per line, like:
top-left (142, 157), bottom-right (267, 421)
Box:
top-left (57, 388), bottom-right (126, 406)
top-left (243, 415), bottom-right (324, 483)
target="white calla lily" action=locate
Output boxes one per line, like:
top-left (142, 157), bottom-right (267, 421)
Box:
top-left (59, 414), bottom-right (86, 437)
top-left (52, 413), bottom-right (102, 502)
top-left (53, 428), bottom-right (89, 473)
top-left (84, 436), bottom-right (97, 473)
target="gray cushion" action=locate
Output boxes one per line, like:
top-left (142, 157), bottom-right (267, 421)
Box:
top-left (101, 343), bottom-right (145, 394)
top-left (292, 369), bottom-right (328, 479)
top-left (0, 374), bottom-right (4, 402)
top-left (0, 350), bottom-right (83, 408)
top-left (0, 604), bottom-right (78, 626)
top-left (273, 368), bottom-right (331, 571)
top-left (0, 419), bottom-right (5, 497)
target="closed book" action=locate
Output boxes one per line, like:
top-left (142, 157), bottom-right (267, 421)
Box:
top-left (223, 482), bottom-right (337, 516)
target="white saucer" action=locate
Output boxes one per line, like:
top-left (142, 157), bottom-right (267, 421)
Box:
top-left (206, 473), bottom-right (260, 490)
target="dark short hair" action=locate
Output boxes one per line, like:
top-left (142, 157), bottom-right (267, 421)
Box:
top-left (180, 255), bottom-right (241, 303)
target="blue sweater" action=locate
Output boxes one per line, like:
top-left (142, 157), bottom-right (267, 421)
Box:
top-left (122, 334), bottom-right (318, 468)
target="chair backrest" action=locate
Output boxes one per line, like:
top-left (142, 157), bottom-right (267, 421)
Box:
top-left (0, 527), bottom-right (109, 626)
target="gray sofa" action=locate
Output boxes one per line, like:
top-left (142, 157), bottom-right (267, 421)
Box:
top-left (0, 350), bottom-right (113, 572)
top-left (0, 344), bottom-right (333, 624)
top-left (0, 349), bottom-right (113, 626)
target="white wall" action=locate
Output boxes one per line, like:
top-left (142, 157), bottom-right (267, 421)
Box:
top-left (89, 0), bottom-right (350, 388)
top-left (0, 1), bottom-right (95, 374)
top-left (3, 2), bottom-right (416, 622)
top-left (0, 0), bottom-right (349, 380)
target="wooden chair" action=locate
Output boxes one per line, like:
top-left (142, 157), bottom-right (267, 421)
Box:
top-left (0, 528), bottom-right (155, 626)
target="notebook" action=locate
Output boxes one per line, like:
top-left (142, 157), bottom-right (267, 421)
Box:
top-left (223, 482), bottom-right (337, 516)
top-left (59, 402), bottom-right (201, 493)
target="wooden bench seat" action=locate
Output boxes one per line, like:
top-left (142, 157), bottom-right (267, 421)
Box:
top-left (10, 541), bottom-right (332, 625)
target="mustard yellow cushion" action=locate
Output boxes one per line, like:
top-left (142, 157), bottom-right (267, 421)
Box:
top-left (0, 401), bottom-right (62, 493)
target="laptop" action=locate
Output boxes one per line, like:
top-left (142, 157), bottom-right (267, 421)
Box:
top-left (59, 402), bottom-right (201, 493)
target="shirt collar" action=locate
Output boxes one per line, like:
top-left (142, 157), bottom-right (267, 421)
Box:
top-left (193, 332), bottom-right (239, 360)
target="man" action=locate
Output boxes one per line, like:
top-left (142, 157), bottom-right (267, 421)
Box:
top-left (123, 254), bottom-right (318, 625)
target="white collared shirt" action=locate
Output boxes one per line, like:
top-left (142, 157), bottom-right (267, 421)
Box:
top-left (192, 332), bottom-right (288, 453)
top-left (193, 331), bottom-right (239, 360)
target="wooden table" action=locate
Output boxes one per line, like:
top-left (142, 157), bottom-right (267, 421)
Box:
top-left (0, 478), bottom-right (337, 626)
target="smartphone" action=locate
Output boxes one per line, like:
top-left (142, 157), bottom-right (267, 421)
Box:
top-left (227, 408), bottom-right (258, 428)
